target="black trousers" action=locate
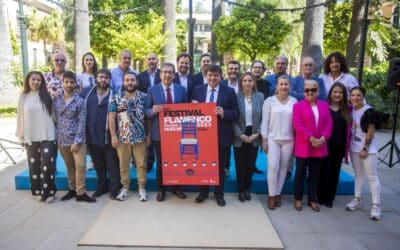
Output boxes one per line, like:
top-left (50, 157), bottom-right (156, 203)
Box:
top-left (87, 143), bottom-right (121, 196)
top-left (198, 146), bottom-right (230, 198)
top-left (153, 140), bottom-right (181, 192)
top-left (26, 141), bottom-right (57, 199)
top-left (233, 127), bottom-right (257, 192)
top-left (317, 146), bottom-right (345, 203)
top-left (147, 143), bottom-right (155, 171)
top-left (294, 157), bottom-right (321, 203)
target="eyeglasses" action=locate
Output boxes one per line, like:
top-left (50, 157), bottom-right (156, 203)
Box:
top-left (55, 59), bottom-right (65, 63)
top-left (302, 63), bottom-right (313, 67)
top-left (304, 88), bottom-right (318, 93)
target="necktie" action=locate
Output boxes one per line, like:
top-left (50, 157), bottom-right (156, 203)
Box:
top-left (209, 88), bottom-right (215, 103)
top-left (166, 87), bottom-right (173, 104)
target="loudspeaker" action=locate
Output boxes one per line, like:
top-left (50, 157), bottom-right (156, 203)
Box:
top-left (387, 59), bottom-right (400, 90)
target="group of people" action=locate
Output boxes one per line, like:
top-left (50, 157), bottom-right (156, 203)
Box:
top-left (16, 49), bottom-right (382, 220)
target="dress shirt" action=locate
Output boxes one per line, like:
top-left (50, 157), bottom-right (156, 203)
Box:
top-left (162, 83), bottom-right (175, 103)
top-left (227, 80), bottom-right (239, 94)
top-left (206, 85), bottom-right (219, 103)
top-left (319, 72), bottom-right (359, 97)
top-left (178, 73), bottom-right (188, 90)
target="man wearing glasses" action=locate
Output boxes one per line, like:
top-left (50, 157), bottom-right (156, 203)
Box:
top-left (291, 57), bottom-right (327, 101)
top-left (45, 52), bottom-right (67, 98)
top-left (251, 60), bottom-right (271, 99)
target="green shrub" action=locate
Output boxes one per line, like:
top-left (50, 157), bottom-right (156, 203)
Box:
top-left (0, 106), bottom-right (17, 118)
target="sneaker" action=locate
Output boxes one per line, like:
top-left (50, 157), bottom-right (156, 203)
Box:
top-left (46, 196), bottom-right (55, 204)
top-left (370, 204), bottom-right (381, 220)
top-left (138, 189), bottom-right (147, 202)
top-left (117, 188), bottom-right (131, 201)
top-left (34, 195), bottom-right (44, 202)
top-left (87, 159), bottom-right (94, 170)
top-left (346, 197), bottom-right (361, 211)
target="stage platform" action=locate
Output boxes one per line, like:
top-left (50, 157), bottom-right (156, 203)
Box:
top-left (15, 149), bottom-right (354, 194)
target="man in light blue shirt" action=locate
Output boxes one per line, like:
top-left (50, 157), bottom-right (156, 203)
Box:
top-left (110, 49), bottom-right (138, 93)
top-left (265, 55), bottom-right (292, 96)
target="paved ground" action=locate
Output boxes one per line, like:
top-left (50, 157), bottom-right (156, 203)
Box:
top-left (0, 117), bottom-right (399, 250)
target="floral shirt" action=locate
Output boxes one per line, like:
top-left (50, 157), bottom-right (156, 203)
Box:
top-left (45, 71), bottom-right (63, 98)
top-left (53, 91), bottom-right (86, 146)
top-left (108, 91), bottom-right (147, 144)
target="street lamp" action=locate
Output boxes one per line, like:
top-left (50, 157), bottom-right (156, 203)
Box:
top-left (18, 0), bottom-right (29, 76)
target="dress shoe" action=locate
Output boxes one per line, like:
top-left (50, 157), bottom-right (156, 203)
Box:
top-left (92, 189), bottom-right (108, 198)
top-left (238, 192), bottom-right (246, 202)
top-left (172, 189), bottom-right (187, 199)
top-left (275, 195), bottom-right (282, 207)
top-left (195, 193), bottom-right (208, 203)
top-left (294, 200), bottom-right (302, 211)
top-left (61, 190), bottom-right (76, 201)
top-left (267, 196), bottom-right (276, 210)
top-left (216, 197), bottom-right (226, 207)
top-left (244, 190), bottom-right (251, 201)
top-left (156, 191), bottom-right (166, 202)
top-left (308, 202), bottom-right (320, 212)
top-left (253, 166), bottom-right (263, 174)
top-left (76, 193), bottom-right (97, 203)
top-left (324, 201), bottom-right (333, 208)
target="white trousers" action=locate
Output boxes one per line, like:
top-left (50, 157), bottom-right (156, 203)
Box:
top-left (350, 152), bottom-right (381, 204)
top-left (267, 139), bottom-right (294, 196)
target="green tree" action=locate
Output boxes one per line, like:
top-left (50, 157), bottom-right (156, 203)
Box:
top-left (213, 0), bottom-right (291, 61)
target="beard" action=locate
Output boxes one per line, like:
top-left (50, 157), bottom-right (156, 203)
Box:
top-left (124, 85), bottom-right (138, 93)
top-left (97, 81), bottom-right (109, 90)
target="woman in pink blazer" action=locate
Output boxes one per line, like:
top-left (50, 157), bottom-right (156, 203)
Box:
top-left (293, 80), bottom-right (332, 212)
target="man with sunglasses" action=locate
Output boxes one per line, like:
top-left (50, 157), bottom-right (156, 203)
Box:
top-left (291, 57), bottom-right (327, 101)
top-left (45, 52), bottom-right (67, 98)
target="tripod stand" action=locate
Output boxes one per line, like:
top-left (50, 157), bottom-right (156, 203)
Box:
top-left (378, 88), bottom-right (400, 168)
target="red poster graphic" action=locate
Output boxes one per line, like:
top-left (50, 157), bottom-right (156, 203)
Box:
top-left (159, 103), bottom-right (219, 185)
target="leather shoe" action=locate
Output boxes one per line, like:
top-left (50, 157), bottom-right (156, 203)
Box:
top-left (324, 201), bottom-right (333, 208)
top-left (275, 195), bottom-right (282, 207)
top-left (253, 166), bottom-right (263, 174)
top-left (267, 196), bottom-right (276, 210)
top-left (216, 197), bottom-right (226, 207)
top-left (76, 193), bottom-right (97, 203)
top-left (195, 193), bottom-right (208, 203)
top-left (156, 191), bottom-right (166, 202)
top-left (308, 202), bottom-right (320, 212)
top-left (244, 190), bottom-right (251, 201)
top-left (61, 190), bottom-right (76, 201)
top-left (172, 189), bottom-right (187, 199)
top-left (294, 200), bottom-right (302, 211)
top-left (238, 192), bottom-right (246, 202)
top-left (92, 189), bottom-right (108, 198)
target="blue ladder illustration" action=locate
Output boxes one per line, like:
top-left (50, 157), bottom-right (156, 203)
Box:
top-left (180, 121), bottom-right (198, 160)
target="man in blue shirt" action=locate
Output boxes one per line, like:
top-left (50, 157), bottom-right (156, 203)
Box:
top-left (265, 55), bottom-right (292, 96)
top-left (110, 49), bottom-right (138, 93)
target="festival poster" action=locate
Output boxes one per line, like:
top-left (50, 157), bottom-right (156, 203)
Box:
top-left (159, 103), bottom-right (219, 185)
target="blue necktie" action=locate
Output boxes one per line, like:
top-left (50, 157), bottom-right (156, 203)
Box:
top-left (209, 89), bottom-right (215, 103)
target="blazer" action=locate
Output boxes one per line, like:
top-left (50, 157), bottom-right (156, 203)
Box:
top-left (145, 83), bottom-right (187, 141)
top-left (293, 100), bottom-right (332, 158)
top-left (174, 72), bottom-right (196, 101)
top-left (192, 72), bottom-right (206, 86)
top-left (138, 69), bottom-right (161, 93)
top-left (192, 84), bottom-right (239, 147)
top-left (232, 91), bottom-right (264, 147)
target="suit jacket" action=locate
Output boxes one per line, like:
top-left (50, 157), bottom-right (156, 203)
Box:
top-left (174, 72), bottom-right (196, 101)
top-left (293, 100), bottom-right (332, 158)
top-left (192, 72), bottom-right (206, 86)
top-left (145, 83), bottom-right (187, 141)
top-left (138, 69), bottom-right (161, 93)
top-left (232, 91), bottom-right (264, 147)
top-left (192, 84), bottom-right (239, 147)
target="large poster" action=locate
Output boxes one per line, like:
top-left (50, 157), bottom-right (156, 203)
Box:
top-left (159, 103), bottom-right (219, 185)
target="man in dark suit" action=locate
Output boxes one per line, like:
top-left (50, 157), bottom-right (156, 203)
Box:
top-left (192, 53), bottom-right (212, 86)
top-left (221, 60), bottom-right (240, 94)
top-left (192, 64), bottom-right (239, 207)
top-left (137, 52), bottom-right (161, 173)
top-left (251, 60), bottom-right (271, 100)
top-left (145, 63), bottom-right (188, 202)
top-left (175, 52), bottom-right (196, 101)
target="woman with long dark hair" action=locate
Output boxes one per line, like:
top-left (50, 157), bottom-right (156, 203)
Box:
top-left (77, 52), bottom-right (98, 98)
top-left (317, 82), bottom-right (352, 207)
top-left (16, 71), bottom-right (57, 203)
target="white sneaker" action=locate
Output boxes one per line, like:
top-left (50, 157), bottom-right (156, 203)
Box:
top-left (138, 189), bottom-right (147, 202)
top-left (34, 195), bottom-right (44, 202)
top-left (87, 160), bottom-right (94, 170)
top-left (116, 188), bottom-right (130, 201)
top-left (46, 196), bottom-right (55, 204)
top-left (346, 197), bottom-right (361, 211)
top-left (370, 204), bottom-right (381, 220)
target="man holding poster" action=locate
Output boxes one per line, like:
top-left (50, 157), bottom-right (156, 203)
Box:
top-left (145, 63), bottom-right (188, 202)
top-left (192, 64), bottom-right (239, 207)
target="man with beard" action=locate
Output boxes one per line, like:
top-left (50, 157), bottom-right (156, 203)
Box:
top-left (45, 52), bottom-right (67, 98)
top-left (193, 53), bottom-right (212, 86)
top-left (109, 72), bottom-right (148, 201)
top-left (54, 71), bottom-right (96, 202)
top-left (221, 60), bottom-right (240, 94)
top-left (110, 49), bottom-right (138, 93)
top-left (85, 69), bottom-right (121, 199)
top-left (265, 55), bottom-right (292, 96)
top-left (145, 63), bottom-right (188, 202)
top-left (138, 52), bottom-right (161, 92)
top-left (251, 60), bottom-right (271, 100)
top-left (175, 52), bottom-right (196, 101)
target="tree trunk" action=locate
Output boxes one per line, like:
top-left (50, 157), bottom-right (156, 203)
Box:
top-left (301, 0), bottom-right (325, 73)
top-left (346, 0), bottom-right (365, 68)
top-left (43, 39), bottom-right (48, 63)
top-left (163, 0), bottom-right (176, 65)
top-left (211, 0), bottom-right (222, 64)
top-left (74, 0), bottom-right (90, 72)
top-left (101, 55), bottom-right (108, 69)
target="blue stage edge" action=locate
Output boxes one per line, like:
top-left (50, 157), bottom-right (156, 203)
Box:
top-left (14, 149), bottom-right (354, 194)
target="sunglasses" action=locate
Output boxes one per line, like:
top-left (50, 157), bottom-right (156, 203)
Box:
top-left (304, 88), bottom-right (318, 93)
top-left (55, 59), bottom-right (65, 63)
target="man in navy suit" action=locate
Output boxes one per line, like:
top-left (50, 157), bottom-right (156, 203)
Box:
top-left (192, 64), bottom-right (239, 207)
top-left (192, 53), bottom-right (212, 86)
top-left (145, 63), bottom-right (188, 201)
top-left (221, 60), bottom-right (240, 94)
top-left (174, 52), bottom-right (196, 101)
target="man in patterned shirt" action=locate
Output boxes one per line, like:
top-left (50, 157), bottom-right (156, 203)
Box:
top-left (53, 71), bottom-right (96, 203)
top-left (109, 72), bottom-right (148, 201)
